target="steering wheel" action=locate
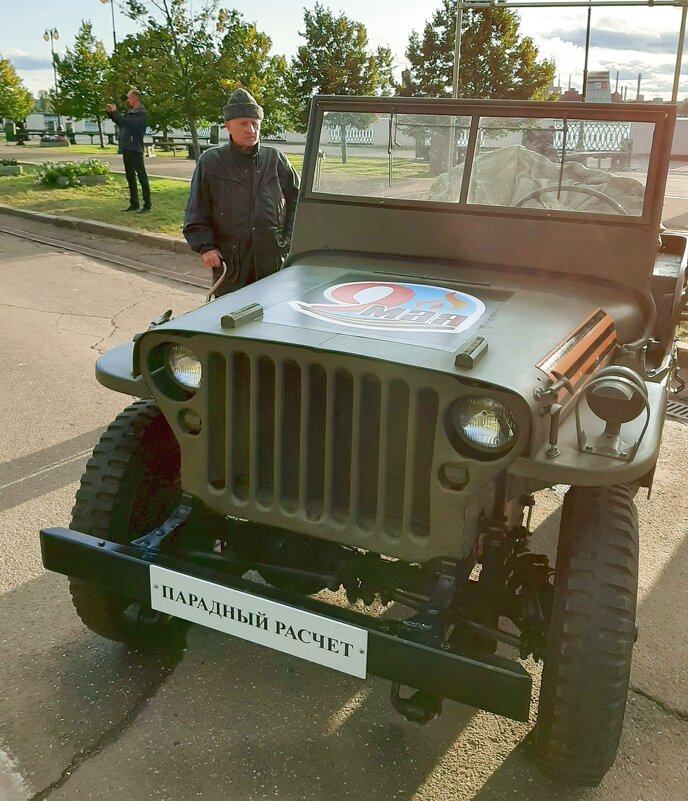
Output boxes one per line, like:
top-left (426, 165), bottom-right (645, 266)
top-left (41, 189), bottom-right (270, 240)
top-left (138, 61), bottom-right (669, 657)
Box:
top-left (514, 184), bottom-right (629, 215)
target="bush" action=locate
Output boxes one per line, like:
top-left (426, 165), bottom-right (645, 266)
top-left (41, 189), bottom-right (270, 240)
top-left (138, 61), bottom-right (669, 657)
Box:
top-left (0, 158), bottom-right (18, 166)
top-left (36, 159), bottom-right (111, 188)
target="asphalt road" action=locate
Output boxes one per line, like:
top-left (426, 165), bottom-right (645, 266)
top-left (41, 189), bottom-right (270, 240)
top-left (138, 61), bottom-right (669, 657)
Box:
top-left (0, 232), bottom-right (686, 801)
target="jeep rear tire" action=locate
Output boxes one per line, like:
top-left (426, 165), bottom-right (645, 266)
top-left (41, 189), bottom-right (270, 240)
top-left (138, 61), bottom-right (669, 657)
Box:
top-left (68, 400), bottom-right (183, 646)
top-left (535, 484), bottom-right (639, 786)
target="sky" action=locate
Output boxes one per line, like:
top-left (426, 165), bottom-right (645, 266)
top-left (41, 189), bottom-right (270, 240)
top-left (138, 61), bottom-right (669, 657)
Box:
top-left (1, 0), bottom-right (686, 102)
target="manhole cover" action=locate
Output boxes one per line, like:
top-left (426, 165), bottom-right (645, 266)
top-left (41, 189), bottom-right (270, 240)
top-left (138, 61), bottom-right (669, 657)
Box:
top-left (667, 399), bottom-right (688, 424)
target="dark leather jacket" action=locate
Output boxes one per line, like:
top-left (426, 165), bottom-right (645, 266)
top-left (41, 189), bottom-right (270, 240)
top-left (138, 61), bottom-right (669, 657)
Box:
top-left (107, 106), bottom-right (147, 153)
top-left (183, 141), bottom-right (300, 288)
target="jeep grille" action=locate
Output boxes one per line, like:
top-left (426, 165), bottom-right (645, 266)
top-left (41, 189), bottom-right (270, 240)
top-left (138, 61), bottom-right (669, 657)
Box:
top-left (204, 351), bottom-right (439, 539)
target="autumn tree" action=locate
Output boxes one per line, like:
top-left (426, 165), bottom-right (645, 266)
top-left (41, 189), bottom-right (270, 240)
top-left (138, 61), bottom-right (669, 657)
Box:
top-left (121, 0), bottom-right (226, 158)
top-left (0, 56), bottom-right (34, 123)
top-left (106, 27), bottom-right (187, 137)
top-left (53, 22), bottom-right (110, 146)
top-left (216, 10), bottom-right (290, 138)
top-left (287, 4), bottom-right (394, 162)
top-left (34, 89), bottom-right (53, 114)
top-left (399, 0), bottom-right (555, 100)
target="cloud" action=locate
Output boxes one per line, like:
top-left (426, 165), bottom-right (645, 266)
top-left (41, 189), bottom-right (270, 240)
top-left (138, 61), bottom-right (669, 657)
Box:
top-left (599, 59), bottom-right (678, 77)
top-left (0, 49), bottom-right (53, 71)
top-left (548, 27), bottom-right (680, 54)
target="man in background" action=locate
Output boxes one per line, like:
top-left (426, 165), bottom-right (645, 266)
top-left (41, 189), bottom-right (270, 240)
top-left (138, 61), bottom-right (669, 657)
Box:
top-left (105, 89), bottom-right (151, 213)
top-left (183, 88), bottom-right (299, 297)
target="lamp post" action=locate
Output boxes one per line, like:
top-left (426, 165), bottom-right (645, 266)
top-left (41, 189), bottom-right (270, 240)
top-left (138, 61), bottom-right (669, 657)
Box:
top-left (43, 28), bottom-right (61, 129)
top-left (99, 0), bottom-right (118, 51)
top-left (581, 4), bottom-right (592, 101)
top-left (673, 1), bottom-right (687, 103)
top-left (452, 0), bottom-right (463, 98)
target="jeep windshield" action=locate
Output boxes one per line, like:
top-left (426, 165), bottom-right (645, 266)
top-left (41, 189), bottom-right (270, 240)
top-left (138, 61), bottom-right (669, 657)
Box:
top-left (295, 98), bottom-right (675, 296)
top-left (309, 105), bottom-right (660, 219)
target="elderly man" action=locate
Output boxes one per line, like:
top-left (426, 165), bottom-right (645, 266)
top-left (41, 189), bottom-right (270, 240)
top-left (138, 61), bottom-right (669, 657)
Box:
top-left (183, 89), bottom-right (300, 297)
top-left (105, 89), bottom-right (151, 213)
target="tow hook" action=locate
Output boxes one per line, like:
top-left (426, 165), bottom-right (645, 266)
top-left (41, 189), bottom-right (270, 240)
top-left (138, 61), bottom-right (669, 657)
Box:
top-left (390, 683), bottom-right (443, 724)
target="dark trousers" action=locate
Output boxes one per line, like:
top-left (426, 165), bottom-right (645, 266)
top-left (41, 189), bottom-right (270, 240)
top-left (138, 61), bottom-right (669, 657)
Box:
top-left (122, 149), bottom-right (151, 208)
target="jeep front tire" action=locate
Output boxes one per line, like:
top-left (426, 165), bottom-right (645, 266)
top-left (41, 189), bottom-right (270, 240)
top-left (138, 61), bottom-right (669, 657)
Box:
top-left (535, 484), bottom-right (639, 785)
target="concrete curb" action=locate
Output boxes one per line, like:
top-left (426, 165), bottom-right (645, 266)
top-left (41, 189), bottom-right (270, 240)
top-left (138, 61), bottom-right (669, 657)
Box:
top-left (0, 203), bottom-right (191, 255)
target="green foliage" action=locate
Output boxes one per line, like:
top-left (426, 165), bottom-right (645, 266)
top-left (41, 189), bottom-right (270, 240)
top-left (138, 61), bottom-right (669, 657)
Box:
top-left (53, 22), bottom-right (110, 144)
top-left (108, 1), bottom-right (289, 154)
top-left (0, 158), bottom-right (18, 166)
top-left (0, 56), bottom-right (34, 122)
top-left (399, 0), bottom-right (556, 100)
top-left (36, 159), bottom-right (111, 188)
top-left (216, 10), bottom-right (290, 137)
top-left (34, 90), bottom-right (53, 114)
top-left (287, 4), bottom-right (394, 133)
top-left (117, 0), bottom-right (226, 155)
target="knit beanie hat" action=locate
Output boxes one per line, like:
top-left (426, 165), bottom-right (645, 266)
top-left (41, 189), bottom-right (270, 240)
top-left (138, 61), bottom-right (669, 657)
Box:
top-left (223, 88), bottom-right (264, 121)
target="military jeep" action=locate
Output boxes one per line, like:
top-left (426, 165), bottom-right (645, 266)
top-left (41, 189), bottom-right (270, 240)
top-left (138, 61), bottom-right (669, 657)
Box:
top-left (41, 97), bottom-right (687, 786)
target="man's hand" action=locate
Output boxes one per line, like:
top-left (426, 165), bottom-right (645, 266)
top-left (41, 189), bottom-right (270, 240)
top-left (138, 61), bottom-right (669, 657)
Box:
top-left (201, 249), bottom-right (222, 269)
top-left (105, 103), bottom-right (116, 113)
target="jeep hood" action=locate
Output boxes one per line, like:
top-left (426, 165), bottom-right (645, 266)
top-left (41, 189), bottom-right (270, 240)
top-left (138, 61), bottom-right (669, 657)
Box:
top-left (148, 254), bottom-right (648, 402)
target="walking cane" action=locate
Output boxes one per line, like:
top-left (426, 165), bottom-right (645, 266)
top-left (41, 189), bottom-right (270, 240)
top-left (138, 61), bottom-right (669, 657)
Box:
top-left (206, 259), bottom-right (228, 303)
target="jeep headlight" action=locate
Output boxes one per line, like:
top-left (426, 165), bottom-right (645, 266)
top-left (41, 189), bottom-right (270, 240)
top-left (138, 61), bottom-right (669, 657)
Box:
top-left (166, 344), bottom-right (202, 389)
top-left (449, 397), bottom-right (517, 458)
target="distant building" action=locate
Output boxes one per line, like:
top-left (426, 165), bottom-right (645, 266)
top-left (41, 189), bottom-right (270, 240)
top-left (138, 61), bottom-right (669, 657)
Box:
top-left (560, 88), bottom-right (582, 102)
top-left (585, 71), bottom-right (612, 103)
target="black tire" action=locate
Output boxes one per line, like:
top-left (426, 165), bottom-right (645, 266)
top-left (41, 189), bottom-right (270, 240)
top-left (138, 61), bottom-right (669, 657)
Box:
top-left (69, 400), bottom-right (183, 646)
top-left (535, 484), bottom-right (639, 786)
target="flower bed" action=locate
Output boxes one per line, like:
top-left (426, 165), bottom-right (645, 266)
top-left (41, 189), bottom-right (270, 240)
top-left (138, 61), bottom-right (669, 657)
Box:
top-left (40, 135), bottom-right (70, 148)
top-left (36, 159), bottom-right (111, 188)
top-left (0, 158), bottom-right (21, 176)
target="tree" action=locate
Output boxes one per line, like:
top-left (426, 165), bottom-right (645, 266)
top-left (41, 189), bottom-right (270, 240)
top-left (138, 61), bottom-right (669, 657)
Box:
top-left (287, 4), bottom-right (394, 162)
top-left (106, 27), bottom-right (188, 137)
top-left (399, 1), bottom-right (555, 100)
top-left (53, 22), bottom-right (110, 147)
top-left (216, 10), bottom-right (290, 138)
top-left (122, 0), bottom-right (230, 159)
top-left (0, 56), bottom-right (34, 123)
top-left (34, 89), bottom-right (53, 114)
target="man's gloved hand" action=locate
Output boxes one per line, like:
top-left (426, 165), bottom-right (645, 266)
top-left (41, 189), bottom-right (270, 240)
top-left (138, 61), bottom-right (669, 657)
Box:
top-left (277, 234), bottom-right (291, 258)
top-left (201, 249), bottom-right (223, 269)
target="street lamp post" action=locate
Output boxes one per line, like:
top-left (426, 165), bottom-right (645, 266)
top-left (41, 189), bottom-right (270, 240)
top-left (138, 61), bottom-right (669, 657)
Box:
top-left (43, 28), bottom-right (61, 129)
top-left (674, 1), bottom-right (687, 102)
top-left (452, 0), bottom-right (463, 98)
top-left (99, 0), bottom-right (118, 51)
top-left (581, 4), bottom-right (592, 101)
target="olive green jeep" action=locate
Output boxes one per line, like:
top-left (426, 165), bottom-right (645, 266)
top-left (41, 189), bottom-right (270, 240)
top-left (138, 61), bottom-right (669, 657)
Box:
top-left (41, 97), bottom-right (687, 786)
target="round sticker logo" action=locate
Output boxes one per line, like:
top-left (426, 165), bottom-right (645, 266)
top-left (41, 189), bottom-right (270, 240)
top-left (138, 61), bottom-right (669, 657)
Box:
top-left (290, 281), bottom-right (486, 333)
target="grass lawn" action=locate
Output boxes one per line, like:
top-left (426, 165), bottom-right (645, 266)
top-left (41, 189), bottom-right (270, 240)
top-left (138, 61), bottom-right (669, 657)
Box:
top-left (320, 154), bottom-right (429, 178)
top-left (15, 144), bottom-right (120, 156)
top-left (0, 168), bottom-right (187, 236)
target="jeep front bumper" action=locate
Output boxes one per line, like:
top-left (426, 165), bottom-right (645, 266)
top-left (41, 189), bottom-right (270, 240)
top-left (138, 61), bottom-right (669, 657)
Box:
top-left (40, 526), bottom-right (531, 722)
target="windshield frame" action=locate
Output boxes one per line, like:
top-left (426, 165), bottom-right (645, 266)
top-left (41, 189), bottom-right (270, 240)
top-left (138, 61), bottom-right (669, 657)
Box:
top-left (302, 97), bottom-right (673, 228)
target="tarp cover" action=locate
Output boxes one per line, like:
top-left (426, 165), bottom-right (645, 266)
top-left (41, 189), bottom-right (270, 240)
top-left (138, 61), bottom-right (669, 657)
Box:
top-left (430, 144), bottom-right (645, 215)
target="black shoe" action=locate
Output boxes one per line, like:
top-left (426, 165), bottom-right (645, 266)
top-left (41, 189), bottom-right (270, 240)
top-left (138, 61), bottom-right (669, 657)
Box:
top-left (137, 206), bottom-right (152, 214)
top-left (123, 205), bottom-right (139, 211)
